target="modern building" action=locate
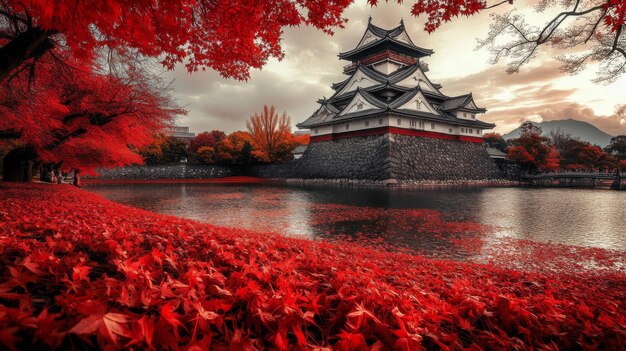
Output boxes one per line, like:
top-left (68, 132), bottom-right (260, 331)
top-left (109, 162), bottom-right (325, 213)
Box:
top-left (169, 126), bottom-right (195, 143)
top-left (283, 19), bottom-right (503, 182)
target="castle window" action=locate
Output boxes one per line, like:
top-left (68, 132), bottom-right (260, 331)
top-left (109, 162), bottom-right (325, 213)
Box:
top-left (357, 102), bottom-right (363, 111)
top-left (464, 112), bottom-right (467, 117)
top-left (478, 129), bottom-right (481, 135)
top-left (471, 114), bottom-right (476, 119)
top-left (431, 123), bottom-right (435, 130)
top-left (410, 119), bottom-right (416, 128)
top-left (419, 121), bottom-right (424, 129)
top-left (314, 128), bottom-right (319, 134)
top-left (346, 123), bottom-right (349, 130)
top-left (461, 128), bottom-right (465, 133)
top-left (449, 128), bottom-right (453, 133)
top-left (365, 120), bottom-right (369, 127)
top-left (379, 118), bottom-right (383, 125)
top-left (397, 119), bottom-right (401, 125)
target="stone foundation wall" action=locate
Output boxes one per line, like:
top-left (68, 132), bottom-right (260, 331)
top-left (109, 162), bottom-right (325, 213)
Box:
top-left (88, 163), bottom-right (238, 180)
top-left (388, 134), bottom-right (503, 181)
top-left (292, 135), bottom-right (391, 180)
top-left (253, 134), bottom-right (503, 181)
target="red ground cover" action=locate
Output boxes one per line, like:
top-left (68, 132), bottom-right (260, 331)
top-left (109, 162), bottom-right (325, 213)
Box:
top-left (1, 183), bottom-right (625, 350)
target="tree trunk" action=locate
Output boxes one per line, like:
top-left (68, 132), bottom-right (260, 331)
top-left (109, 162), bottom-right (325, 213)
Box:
top-left (0, 27), bottom-right (55, 84)
top-left (2, 147), bottom-right (38, 182)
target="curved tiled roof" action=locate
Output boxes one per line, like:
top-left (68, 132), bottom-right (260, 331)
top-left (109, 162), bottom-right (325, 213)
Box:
top-left (328, 82), bottom-right (413, 104)
top-left (439, 93), bottom-right (486, 112)
top-left (339, 20), bottom-right (433, 60)
top-left (329, 64), bottom-right (444, 102)
top-left (329, 65), bottom-right (389, 96)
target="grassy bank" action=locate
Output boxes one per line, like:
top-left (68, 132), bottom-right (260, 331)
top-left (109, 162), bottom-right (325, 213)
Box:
top-left (0, 183), bottom-right (624, 350)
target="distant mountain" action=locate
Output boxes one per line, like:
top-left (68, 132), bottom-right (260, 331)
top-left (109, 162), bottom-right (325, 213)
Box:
top-left (503, 119), bottom-right (614, 147)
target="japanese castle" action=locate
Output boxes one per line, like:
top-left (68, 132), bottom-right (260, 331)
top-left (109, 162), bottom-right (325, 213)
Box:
top-left (297, 18), bottom-right (495, 142)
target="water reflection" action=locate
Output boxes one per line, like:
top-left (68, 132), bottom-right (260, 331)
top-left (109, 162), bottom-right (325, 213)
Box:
top-left (87, 183), bottom-right (626, 254)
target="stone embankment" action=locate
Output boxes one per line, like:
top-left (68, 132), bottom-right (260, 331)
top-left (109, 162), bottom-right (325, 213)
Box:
top-left (87, 163), bottom-right (238, 180)
top-left (89, 134), bottom-right (510, 185)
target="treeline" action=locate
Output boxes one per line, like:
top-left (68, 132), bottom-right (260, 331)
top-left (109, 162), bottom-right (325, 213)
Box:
top-left (140, 105), bottom-right (309, 165)
top-left (484, 123), bottom-right (626, 172)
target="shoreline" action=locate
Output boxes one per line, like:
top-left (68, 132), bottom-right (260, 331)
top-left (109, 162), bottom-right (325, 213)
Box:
top-left (83, 176), bottom-right (623, 190)
top-left (83, 176), bottom-right (521, 188)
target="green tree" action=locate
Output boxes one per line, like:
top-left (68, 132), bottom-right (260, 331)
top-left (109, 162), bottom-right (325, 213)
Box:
top-left (606, 136), bottom-right (626, 160)
top-left (483, 133), bottom-right (507, 152)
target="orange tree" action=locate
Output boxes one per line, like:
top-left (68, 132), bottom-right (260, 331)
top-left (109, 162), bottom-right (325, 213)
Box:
top-left (216, 131), bottom-right (258, 165)
top-left (246, 105), bottom-right (296, 163)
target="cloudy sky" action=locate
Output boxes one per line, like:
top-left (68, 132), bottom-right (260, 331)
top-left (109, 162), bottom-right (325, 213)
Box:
top-left (166, 0), bottom-right (626, 136)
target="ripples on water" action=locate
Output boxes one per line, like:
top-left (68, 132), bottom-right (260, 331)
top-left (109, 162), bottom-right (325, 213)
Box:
top-left (87, 183), bottom-right (626, 256)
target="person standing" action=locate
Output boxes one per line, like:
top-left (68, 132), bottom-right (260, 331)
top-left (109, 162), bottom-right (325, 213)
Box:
top-left (56, 169), bottom-right (63, 184)
top-left (73, 169), bottom-right (82, 188)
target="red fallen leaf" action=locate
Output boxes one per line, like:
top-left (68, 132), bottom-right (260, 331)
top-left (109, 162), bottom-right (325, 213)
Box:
top-left (72, 264), bottom-right (92, 282)
top-left (346, 303), bottom-right (382, 330)
top-left (160, 303), bottom-right (186, 337)
top-left (255, 308), bottom-right (276, 325)
top-left (70, 314), bottom-right (104, 335)
top-left (271, 330), bottom-right (289, 350)
top-left (336, 330), bottom-right (368, 351)
top-left (22, 255), bottom-right (43, 275)
top-left (0, 327), bottom-right (20, 351)
top-left (101, 313), bottom-right (134, 345)
top-left (136, 316), bottom-right (155, 348)
top-left (209, 284), bottom-right (232, 297)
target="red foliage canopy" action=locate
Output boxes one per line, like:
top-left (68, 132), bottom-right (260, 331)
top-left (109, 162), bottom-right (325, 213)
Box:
top-left (2, 0), bottom-right (354, 81)
top-left (188, 130), bottom-right (226, 155)
top-left (0, 60), bottom-right (181, 173)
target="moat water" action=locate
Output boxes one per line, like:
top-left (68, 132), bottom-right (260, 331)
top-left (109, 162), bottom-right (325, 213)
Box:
top-left (87, 183), bottom-right (626, 261)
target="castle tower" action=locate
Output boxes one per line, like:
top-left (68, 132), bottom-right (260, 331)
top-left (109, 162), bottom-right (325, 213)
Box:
top-left (293, 19), bottom-right (502, 182)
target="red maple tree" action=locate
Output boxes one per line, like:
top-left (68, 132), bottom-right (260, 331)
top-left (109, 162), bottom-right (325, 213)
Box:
top-left (0, 59), bottom-right (181, 180)
top-left (506, 122), bottom-right (561, 171)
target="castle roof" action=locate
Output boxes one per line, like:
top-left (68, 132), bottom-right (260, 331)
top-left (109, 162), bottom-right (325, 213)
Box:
top-left (439, 93), bottom-right (486, 112)
top-left (298, 87), bottom-right (495, 129)
top-left (339, 20), bottom-right (433, 61)
top-left (327, 64), bottom-right (445, 102)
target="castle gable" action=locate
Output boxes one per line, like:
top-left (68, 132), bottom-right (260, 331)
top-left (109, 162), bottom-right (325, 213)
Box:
top-left (393, 66), bottom-right (442, 95)
top-left (391, 90), bottom-right (440, 115)
top-left (355, 28), bottom-right (383, 50)
top-left (335, 67), bottom-right (384, 97)
top-left (338, 89), bottom-right (386, 117)
top-left (392, 28), bottom-right (414, 46)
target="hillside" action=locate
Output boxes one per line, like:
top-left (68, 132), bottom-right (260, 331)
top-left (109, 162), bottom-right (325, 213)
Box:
top-left (503, 119), bottom-right (614, 147)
